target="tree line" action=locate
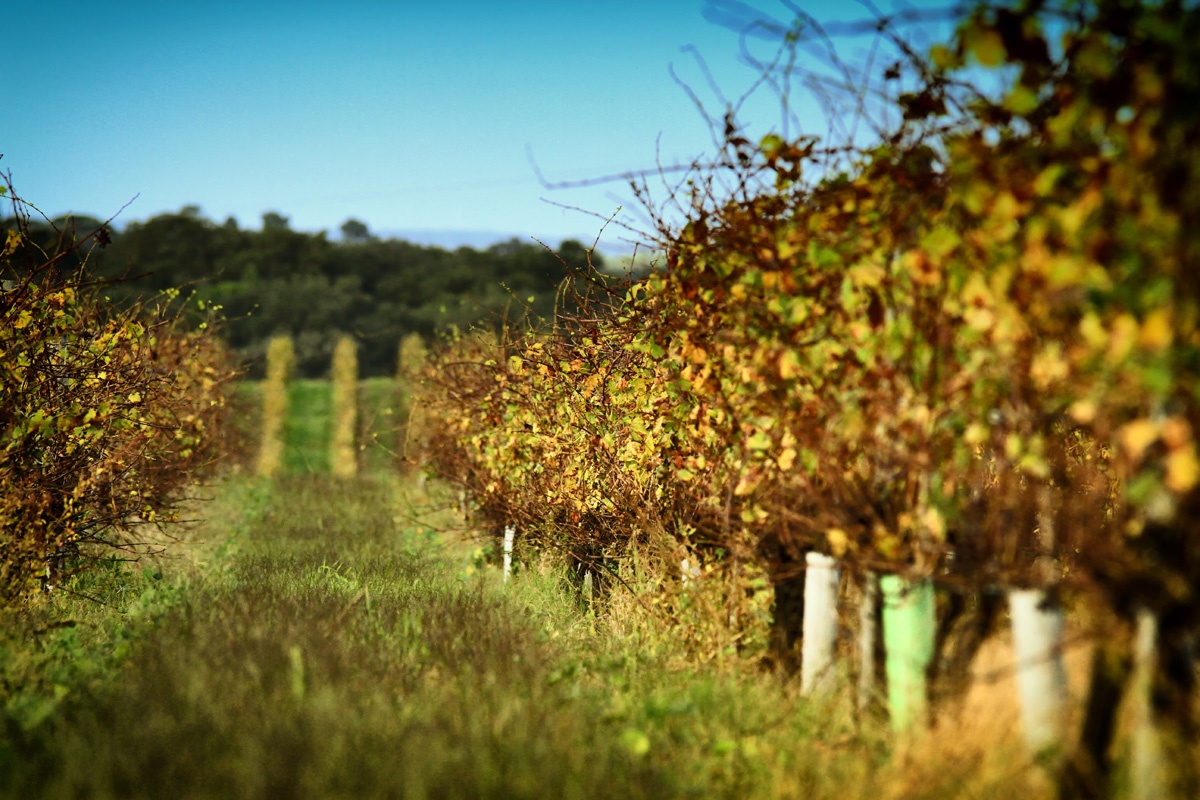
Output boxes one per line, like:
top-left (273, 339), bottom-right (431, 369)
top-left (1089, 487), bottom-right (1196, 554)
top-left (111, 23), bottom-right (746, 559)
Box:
top-left (6, 207), bottom-right (612, 378)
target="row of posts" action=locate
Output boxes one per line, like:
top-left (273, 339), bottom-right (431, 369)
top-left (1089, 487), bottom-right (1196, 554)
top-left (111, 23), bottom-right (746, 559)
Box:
top-left (799, 552), bottom-right (1070, 740)
top-left (799, 552), bottom-right (1162, 793)
top-left (501, 527), bottom-right (1160, 790)
top-left (496, 531), bottom-right (1072, 745)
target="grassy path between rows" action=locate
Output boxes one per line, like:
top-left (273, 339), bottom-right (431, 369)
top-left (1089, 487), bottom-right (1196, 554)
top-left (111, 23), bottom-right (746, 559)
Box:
top-left (1, 475), bottom-right (1031, 799)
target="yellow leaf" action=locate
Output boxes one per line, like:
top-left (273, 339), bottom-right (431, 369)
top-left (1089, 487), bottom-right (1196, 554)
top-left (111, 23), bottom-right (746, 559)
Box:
top-left (1046, 254), bottom-right (1087, 289)
top-left (734, 472), bottom-right (760, 496)
top-left (1119, 418), bottom-right (1159, 461)
top-left (1005, 84), bottom-right (1039, 115)
top-left (903, 249), bottom-right (941, 287)
top-left (961, 273), bottom-right (995, 332)
top-left (1005, 434), bottom-right (1023, 460)
top-left (2, 228), bottom-right (20, 256)
top-left (1161, 416), bottom-right (1191, 450)
top-left (1107, 314), bottom-right (1139, 364)
top-left (1079, 313), bottom-right (1107, 349)
top-left (966, 26), bottom-right (1006, 67)
top-left (876, 531), bottom-right (901, 560)
top-left (920, 227), bottom-right (961, 260)
top-left (1138, 308), bottom-right (1173, 351)
top-left (1059, 187), bottom-right (1101, 237)
top-left (777, 447), bottom-right (797, 471)
top-left (848, 261), bottom-right (885, 288)
top-left (778, 350), bottom-right (801, 380)
top-left (1019, 453), bottom-right (1051, 480)
top-left (1033, 164), bottom-right (1066, 197)
top-left (964, 422), bottom-right (989, 446)
top-left (929, 43), bottom-right (958, 71)
top-left (1165, 446), bottom-right (1199, 493)
top-left (1029, 342), bottom-right (1069, 389)
top-left (1069, 399), bottom-right (1098, 424)
top-left (920, 507), bottom-right (947, 540)
top-left (740, 504), bottom-right (768, 523)
top-left (826, 528), bottom-right (850, 557)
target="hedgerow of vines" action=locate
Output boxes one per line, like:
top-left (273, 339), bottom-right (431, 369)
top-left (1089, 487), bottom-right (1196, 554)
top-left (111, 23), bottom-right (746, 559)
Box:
top-left (418, 0), bottom-right (1198, 715)
top-left (1, 178), bottom-right (238, 606)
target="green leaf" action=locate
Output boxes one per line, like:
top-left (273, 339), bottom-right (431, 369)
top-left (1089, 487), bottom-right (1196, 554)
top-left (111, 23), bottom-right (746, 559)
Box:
top-left (1005, 85), bottom-right (1039, 115)
top-left (965, 24), bottom-right (1006, 67)
top-left (619, 729), bottom-right (651, 756)
top-left (746, 432), bottom-right (772, 451)
top-left (920, 227), bottom-right (961, 260)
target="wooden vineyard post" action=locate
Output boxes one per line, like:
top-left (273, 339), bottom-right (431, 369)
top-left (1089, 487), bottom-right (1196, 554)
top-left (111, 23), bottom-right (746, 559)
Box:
top-left (1130, 608), bottom-right (1164, 800)
top-left (256, 334), bottom-right (294, 478)
top-left (1008, 588), bottom-right (1069, 755)
top-left (502, 525), bottom-right (515, 584)
top-left (858, 572), bottom-right (878, 715)
top-left (330, 335), bottom-right (359, 478)
top-left (801, 552), bottom-right (841, 697)
top-left (880, 575), bottom-right (935, 732)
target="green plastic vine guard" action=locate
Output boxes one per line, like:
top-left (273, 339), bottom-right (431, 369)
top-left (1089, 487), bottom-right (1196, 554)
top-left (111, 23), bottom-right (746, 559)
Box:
top-left (880, 575), bottom-right (935, 732)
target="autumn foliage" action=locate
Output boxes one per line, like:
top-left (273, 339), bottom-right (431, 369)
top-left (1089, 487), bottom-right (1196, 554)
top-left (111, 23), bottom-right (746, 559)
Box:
top-left (1, 184), bottom-right (237, 606)
top-left (417, 2), bottom-right (1200, 773)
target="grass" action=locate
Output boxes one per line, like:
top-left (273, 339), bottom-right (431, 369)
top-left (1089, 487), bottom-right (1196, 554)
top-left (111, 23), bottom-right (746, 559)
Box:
top-left (237, 377), bottom-right (405, 475)
top-left (283, 379), bottom-right (334, 473)
top-left (0, 480), bottom-right (251, 755)
top-left (0, 471), bottom-right (1058, 800)
top-left (0, 380), bottom-right (1098, 798)
top-left (359, 376), bottom-right (404, 474)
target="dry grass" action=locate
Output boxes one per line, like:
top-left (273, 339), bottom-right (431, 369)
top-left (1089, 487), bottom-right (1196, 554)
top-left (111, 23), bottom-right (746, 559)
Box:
top-left (6, 470), bottom-right (1195, 799)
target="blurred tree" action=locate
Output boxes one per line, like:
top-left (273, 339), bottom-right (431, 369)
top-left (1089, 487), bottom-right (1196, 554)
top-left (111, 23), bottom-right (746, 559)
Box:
top-left (13, 205), bottom-right (620, 378)
top-left (339, 218), bottom-right (372, 244)
top-left (261, 211), bottom-right (290, 231)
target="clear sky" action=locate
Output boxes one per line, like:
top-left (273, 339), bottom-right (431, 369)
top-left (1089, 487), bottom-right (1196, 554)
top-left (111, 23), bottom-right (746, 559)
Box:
top-left (5, 1), bottom-right (940, 251)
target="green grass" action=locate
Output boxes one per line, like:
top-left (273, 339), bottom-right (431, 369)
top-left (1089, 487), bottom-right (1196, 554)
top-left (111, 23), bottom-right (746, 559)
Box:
top-left (283, 379), bottom-right (334, 473)
top-left (0, 480), bottom-right (255, 749)
top-left (359, 376), bottom-right (404, 474)
top-left (0, 473), bottom-right (1051, 800)
top-left (2, 376), bottom-right (1189, 798)
top-left (235, 377), bottom-right (405, 475)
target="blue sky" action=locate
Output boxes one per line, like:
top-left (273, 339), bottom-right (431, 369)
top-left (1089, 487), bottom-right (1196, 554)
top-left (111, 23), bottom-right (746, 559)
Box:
top-left (6, 1), bottom-right (945, 251)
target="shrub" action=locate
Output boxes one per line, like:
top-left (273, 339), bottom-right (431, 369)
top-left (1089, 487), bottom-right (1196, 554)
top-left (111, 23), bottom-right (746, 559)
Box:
top-left (255, 334), bottom-right (294, 478)
top-left (0, 183), bottom-right (237, 606)
top-left (330, 334), bottom-right (358, 477)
